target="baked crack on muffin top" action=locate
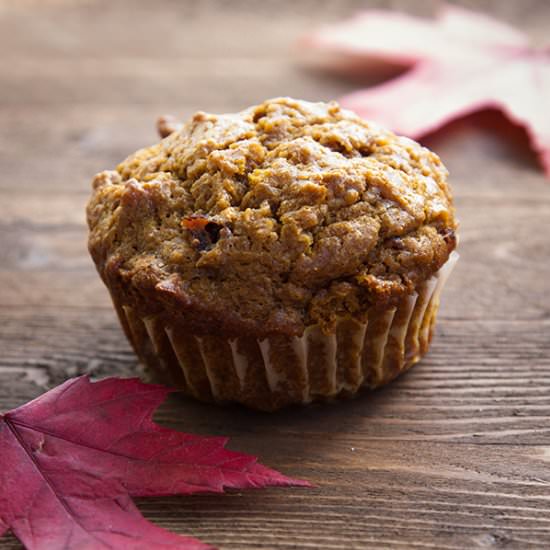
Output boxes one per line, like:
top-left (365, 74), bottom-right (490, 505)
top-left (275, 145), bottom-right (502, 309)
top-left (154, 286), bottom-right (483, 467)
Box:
top-left (87, 97), bottom-right (457, 337)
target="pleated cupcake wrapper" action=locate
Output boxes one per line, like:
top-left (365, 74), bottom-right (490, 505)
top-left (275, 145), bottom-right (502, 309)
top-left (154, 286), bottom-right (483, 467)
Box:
top-left (113, 251), bottom-right (458, 410)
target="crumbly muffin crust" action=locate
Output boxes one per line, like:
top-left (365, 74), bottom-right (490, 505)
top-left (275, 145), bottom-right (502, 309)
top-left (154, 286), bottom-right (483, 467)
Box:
top-left (87, 98), bottom-right (456, 337)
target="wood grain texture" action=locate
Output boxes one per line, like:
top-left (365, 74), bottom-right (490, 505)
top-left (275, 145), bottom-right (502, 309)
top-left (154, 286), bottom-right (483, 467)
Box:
top-left (1, 0), bottom-right (550, 548)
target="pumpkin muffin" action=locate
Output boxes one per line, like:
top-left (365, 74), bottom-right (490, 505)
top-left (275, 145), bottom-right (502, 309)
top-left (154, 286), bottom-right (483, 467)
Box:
top-left (87, 97), bottom-right (458, 411)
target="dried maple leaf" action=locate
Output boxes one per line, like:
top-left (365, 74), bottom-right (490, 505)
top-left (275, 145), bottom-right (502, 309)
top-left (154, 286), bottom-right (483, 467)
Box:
top-left (0, 376), bottom-right (309, 550)
top-left (302, 5), bottom-right (550, 176)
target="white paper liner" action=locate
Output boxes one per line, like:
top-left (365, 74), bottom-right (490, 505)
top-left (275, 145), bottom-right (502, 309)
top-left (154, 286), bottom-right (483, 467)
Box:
top-left (115, 251), bottom-right (459, 410)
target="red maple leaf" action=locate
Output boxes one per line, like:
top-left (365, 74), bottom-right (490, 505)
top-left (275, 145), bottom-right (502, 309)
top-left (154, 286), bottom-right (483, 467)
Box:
top-left (0, 376), bottom-right (309, 549)
top-left (302, 5), bottom-right (550, 176)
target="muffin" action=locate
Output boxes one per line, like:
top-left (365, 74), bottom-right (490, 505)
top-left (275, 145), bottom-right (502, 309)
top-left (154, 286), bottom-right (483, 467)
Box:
top-left (87, 97), bottom-right (458, 411)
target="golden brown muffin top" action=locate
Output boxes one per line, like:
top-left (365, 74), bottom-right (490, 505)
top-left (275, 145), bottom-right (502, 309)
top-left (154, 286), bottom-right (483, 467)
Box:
top-left (87, 98), bottom-right (457, 336)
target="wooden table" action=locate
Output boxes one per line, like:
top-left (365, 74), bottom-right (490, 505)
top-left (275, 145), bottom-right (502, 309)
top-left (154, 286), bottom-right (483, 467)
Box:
top-left (2, 1), bottom-right (550, 548)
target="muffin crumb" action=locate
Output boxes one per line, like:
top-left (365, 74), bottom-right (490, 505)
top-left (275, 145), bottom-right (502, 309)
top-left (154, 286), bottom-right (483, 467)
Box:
top-left (88, 97), bottom-right (457, 337)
